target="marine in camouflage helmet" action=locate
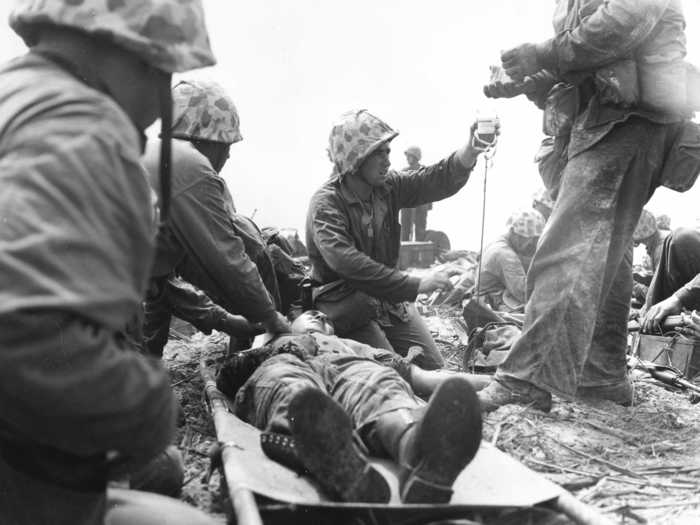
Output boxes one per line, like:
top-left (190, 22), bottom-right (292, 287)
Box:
top-left (507, 209), bottom-right (545, 239)
top-left (633, 209), bottom-right (658, 243)
top-left (10, 0), bottom-right (216, 73)
top-left (171, 79), bottom-right (242, 144)
top-left (327, 109), bottom-right (398, 178)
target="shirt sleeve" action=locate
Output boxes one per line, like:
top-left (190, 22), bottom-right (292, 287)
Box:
top-left (542, 0), bottom-right (671, 74)
top-left (393, 153), bottom-right (474, 210)
top-left (311, 199), bottom-right (421, 302)
top-left (165, 278), bottom-right (230, 334)
top-left (673, 274), bottom-right (700, 309)
top-left (168, 176), bottom-right (277, 322)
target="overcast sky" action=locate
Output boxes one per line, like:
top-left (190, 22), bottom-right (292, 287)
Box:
top-left (1, 1), bottom-right (699, 250)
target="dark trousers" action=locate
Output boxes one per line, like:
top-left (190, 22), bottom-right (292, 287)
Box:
top-left (646, 227), bottom-right (700, 308)
top-left (342, 303), bottom-right (445, 370)
top-left (497, 118), bottom-right (681, 397)
top-left (400, 205), bottom-right (429, 242)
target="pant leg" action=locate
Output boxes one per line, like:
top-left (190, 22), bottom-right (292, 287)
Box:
top-left (414, 205), bottom-right (428, 242)
top-left (105, 488), bottom-right (217, 525)
top-left (342, 320), bottom-right (395, 352)
top-left (646, 227), bottom-right (700, 307)
top-left (142, 278), bottom-right (173, 358)
top-left (382, 303), bottom-right (444, 370)
top-left (400, 208), bottom-right (412, 241)
top-left (497, 118), bottom-right (678, 397)
top-left (308, 355), bottom-right (424, 456)
top-left (232, 353), bottom-right (326, 433)
top-left (0, 453), bottom-right (105, 525)
top-left (579, 247), bottom-right (633, 388)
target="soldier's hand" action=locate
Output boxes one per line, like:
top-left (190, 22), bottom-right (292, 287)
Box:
top-left (501, 43), bottom-right (543, 82)
top-left (642, 295), bottom-right (682, 333)
top-left (418, 270), bottom-right (456, 294)
top-left (261, 311), bottom-right (292, 335)
top-left (220, 314), bottom-right (263, 336)
top-left (684, 311), bottom-right (700, 338)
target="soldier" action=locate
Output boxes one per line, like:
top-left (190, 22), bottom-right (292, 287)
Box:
top-left (400, 146), bottom-right (432, 242)
top-left (0, 1), bottom-right (217, 523)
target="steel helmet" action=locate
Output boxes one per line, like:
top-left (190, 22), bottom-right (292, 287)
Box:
top-left (171, 79), bottom-right (242, 144)
top-left (633, 209), bottom-right (658, 242)
top-left (327, 109), bottom-right (398, 178)
top-left (404, 146), bottom-right (422, 161)
top-left (10, 0), bottom-right (216, 73)
top-left (507, 209), bottom-right (545, 238)
top-left (656, 213), bottom-right (671, 231)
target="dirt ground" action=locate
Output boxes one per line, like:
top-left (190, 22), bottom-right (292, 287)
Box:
top-left (166, 308), bottom-right (700, 525)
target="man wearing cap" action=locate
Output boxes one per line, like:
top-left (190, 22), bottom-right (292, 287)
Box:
top-left (0, 1), bottom-right (218, 523)
top-left (307, 110), bottom-right (488, 370)
top-left (400, 146), bottom-right (432, 242)
top-left (479, 210), bottom-right (545, 313)
top-left (142, 79), bottom-right (291, 358)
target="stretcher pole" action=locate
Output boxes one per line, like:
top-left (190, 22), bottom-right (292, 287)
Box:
top-left (200, 362), bottom-right (263, 525)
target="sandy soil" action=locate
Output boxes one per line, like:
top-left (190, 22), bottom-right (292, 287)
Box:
top-left (166, 309), bottom-right (700, 524)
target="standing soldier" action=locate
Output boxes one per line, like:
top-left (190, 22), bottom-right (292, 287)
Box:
top-left (482, 0), bottom-right (697, 410)
top-left (400, 146), bottom-right (432, 242)
top-left (0, 1), bottom-right (218, 523)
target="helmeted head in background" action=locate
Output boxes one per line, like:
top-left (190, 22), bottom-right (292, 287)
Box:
top-left (171, 79), bottom-right (241, 173)
top-left (10, 0), bottom-right (216, 74)
top-left (656, 214), bottom-right (672, 232)
top-left (532, 188), bottom-right (555, 221)
top-left (327, 109), bottom-right (399, 181)
top-left (404, 146), bottom-right (422, 169)
top-left (507, 209), bottom-right (545, 256)
top-left (172, 79), bottom-right (242, 144)
top-left (633, 209), bottom-right (658, 244)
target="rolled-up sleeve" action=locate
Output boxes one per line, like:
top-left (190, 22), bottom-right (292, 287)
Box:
top-left (311, 201), bottom-right (420, 302)
top-left (169, 177), bottom-right (276, 322)
top-left (543, 0), bottom-right (670, 74)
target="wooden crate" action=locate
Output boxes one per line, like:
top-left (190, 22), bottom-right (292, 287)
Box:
top-left (398, 241), bottom-right (435, 269)
top-left (631, 333), bottom-right (700, 379)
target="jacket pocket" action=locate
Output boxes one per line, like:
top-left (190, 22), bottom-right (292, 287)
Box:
top-left (543, 83), bottom-right (580, 137)
top-left (660, 120), bottom-right (700, 193)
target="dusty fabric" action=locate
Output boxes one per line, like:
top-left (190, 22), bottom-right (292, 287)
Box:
top-left (232, 336), bottom-right (422, 440)
top-left (0, 51), bottom-right (174, 459)
top-left (646, 227), bottom-right (700, 310)
top-left (479, 236), bottom-right (529, 312)
top-left (10, 0), bottom-right (216, 74)
top-left (497, 118), bottom-right (682, 396)
top-left (143, 277), bottom-right (231, 357)
top-left (144, 138), bottom-right (276, 322)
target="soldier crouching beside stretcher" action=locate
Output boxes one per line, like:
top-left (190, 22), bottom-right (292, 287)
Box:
top-left (216, 311), bottom-right (488, 504)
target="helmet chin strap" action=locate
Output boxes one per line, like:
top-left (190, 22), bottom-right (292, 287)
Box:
top-left (158, 78), bottom-right (173, 224)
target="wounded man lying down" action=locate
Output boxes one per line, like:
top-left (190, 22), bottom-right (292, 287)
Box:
top-left (216, 310), bottom-right (485, 504)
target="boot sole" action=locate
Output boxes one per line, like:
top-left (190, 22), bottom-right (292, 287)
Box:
top-left (402, 377), bottom-right (482, 503)
top-left (288, 388), bottom-right (390, 503)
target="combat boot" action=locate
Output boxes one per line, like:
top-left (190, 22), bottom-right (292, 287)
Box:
top-left (288, 388), bottom-right (390, 503)
top-left (477, 378), bottom-right (552, 413)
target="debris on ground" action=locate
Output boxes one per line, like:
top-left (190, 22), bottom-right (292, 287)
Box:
top-left (166, 305), bottom-right (700, 524)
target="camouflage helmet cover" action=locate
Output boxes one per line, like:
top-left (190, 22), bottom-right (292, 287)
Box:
top-left (507, 209), bottom-right (545, 238)
top-left (10, 0), bottom-right (216, 73)
top-left (327, 109), bottom-right (398, 178)
top-left (656, 213), bottom-right (671, 231)
top-left (171, 79), bottom-right (242, 144)
top-left (633, 209), bottom-right (658, 242)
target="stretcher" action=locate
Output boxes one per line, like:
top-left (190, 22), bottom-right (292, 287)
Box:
top-left (200, 362), bottom-right (612, 525)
